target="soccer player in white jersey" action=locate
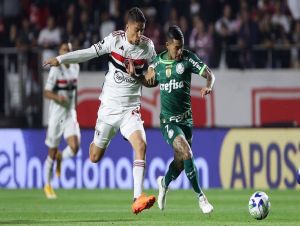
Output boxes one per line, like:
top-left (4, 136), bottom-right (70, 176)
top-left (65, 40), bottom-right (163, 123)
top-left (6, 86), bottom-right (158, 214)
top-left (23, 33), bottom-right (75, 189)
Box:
top-left (43, 7), bottom-right (156, 213)
top-left (44, 42), bottom-right (80, 199)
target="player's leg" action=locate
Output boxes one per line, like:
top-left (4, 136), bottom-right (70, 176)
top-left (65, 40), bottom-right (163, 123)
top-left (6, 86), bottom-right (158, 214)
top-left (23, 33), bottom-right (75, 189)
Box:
top-left (128, 130), bottom-right (146, 198)
top-left (159, 123), bottom-right (185, 187)
top-left (56, 119), bottom-right (80, 176)
top-left (44, 123), bottom-right (62, 199)
top-left (127, 130), bottom-right (155, 214)
top-left (163, 154), bottom-right (184, 188)
top-left (64, 135), bottom-right (80, 157)
top-left (121, 107), bottom-right (155, 214)
top-left (156, 123), bottom-right (184, 210)
top-left (63, 118), bottom-right (80, 157)
top-left (157, 156), bottom-right (183, 210)
top-left (44, 147), bottom-right (58, 199)
top-left (90, 120), bottom-right (117, 163)
top-left (173, 134), bottom-right (213, 214)
top-left (173, 135), bottom-right (202, 194)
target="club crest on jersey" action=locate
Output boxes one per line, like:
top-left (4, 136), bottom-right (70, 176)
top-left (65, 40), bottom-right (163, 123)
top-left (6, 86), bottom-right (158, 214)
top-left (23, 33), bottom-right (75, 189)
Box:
top-left (166, 65), bottom-right (172, 78)
top-left (168, 129), bottom-right (174, 139)
top-left (176, 63), bottom-right (184, 74)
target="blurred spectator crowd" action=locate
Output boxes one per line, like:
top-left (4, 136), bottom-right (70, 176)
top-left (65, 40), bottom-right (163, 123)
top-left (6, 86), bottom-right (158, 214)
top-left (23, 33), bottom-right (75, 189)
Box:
top-left (1, 0), bottom-right (300, 69)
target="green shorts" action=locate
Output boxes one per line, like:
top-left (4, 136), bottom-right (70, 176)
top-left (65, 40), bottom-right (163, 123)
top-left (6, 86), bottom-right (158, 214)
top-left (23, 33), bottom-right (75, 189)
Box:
top-left (160, 122), bottom-right (193, 147)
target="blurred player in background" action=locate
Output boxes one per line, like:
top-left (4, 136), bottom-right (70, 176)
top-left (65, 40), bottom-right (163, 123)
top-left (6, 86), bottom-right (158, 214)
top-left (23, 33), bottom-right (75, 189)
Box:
top-left (43, 42), bottom-right (80, 199)
top-left (128, 25), bottom-right (215, 214)
top-left (43, 7), bottom-right (156, 214)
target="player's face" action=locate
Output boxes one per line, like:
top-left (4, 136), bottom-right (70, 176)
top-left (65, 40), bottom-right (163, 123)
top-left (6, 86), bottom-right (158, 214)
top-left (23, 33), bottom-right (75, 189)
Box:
top-left (126, 21), bottom-right (145, 45)
top-left (166, 39), bottom-right (183, 61)
top-left (59, 44), bottom-right (70, 55)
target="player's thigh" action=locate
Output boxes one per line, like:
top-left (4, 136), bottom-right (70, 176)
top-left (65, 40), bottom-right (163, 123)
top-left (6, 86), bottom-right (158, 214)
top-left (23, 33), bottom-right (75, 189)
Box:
top-left (45, 118), bottom-right (64, 148)
top-left (127, 130), bottom-right (147, 160)
top-left (160, 123), bottom-right (185, 146)
top-left (64, 116), bottom-right (81, 146)
top-left (120, 107), bottom-right (146, 143)
top-left (180, 124), bottom-right (193, 147)
top-left (93, 119), bottom-right (117, 150)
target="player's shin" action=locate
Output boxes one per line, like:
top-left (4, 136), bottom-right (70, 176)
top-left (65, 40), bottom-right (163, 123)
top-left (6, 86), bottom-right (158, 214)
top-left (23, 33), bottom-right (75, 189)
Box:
top-left (183, 158), bottom-right (203, 195)
top-left (45, 155), bottom-right (54, 185)
top-left (133, 160), bottom-right (145, 199)
top-left (164, 161), bottom-right (182, 187)
top-left (62, 146), bottom-right (75, 159)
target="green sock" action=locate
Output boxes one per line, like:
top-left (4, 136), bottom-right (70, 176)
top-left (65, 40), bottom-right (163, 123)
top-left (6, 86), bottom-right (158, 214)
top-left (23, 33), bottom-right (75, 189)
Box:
top-left (164, 161), bottom-right (182, 187)
top-left (184, 158), bottom-right (202, 195)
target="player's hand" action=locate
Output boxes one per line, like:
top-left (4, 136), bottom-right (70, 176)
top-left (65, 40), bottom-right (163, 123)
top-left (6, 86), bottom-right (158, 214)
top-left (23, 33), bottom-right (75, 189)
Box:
top-left (56, 95), bottom-right (68, 107)
top-left (200, 87), bottom-right (212, 98)
top-left (145, 67), bottom-right (155, 86)
top-left (43, 57), bottom-right (60, 67)
top-left (125, 59), bottom-right (136, 76)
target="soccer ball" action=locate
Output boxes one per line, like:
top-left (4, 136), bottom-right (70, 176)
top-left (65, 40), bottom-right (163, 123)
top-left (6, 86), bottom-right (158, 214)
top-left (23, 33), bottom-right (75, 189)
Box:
top-left (248, 191), bottom-right (271, 220)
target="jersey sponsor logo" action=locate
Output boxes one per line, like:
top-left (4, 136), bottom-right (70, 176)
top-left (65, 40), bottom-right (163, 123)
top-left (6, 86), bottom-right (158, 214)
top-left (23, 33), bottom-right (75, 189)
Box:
top-left (169, 110), bottom-right (192, 123)
top-left (160, 79), bottom-right (184, 93)
top-left (176, 63), bottom-right (184, 74)
top-left (113, 71), bottom-right (137, 84)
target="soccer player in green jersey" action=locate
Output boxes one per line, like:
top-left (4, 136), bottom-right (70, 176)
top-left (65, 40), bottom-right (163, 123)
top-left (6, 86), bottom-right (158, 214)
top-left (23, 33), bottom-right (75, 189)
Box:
top-left (127, 25), bottom-right (215, 214)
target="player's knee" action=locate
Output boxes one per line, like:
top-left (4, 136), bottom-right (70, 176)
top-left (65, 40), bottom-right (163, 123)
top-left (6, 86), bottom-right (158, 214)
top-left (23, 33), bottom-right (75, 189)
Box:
top-left (90, 152), bottom-right (100, 163)
top-left (136, 140), bottom-right (146, 156)
top-left (182, 146), bottom-right (192, 160)
top-left (70, 143), bottom-right (79, 155)
top-left (89, 143), bottom-right (104, 163)
top-left (48, 148), bottom-right (58, 159)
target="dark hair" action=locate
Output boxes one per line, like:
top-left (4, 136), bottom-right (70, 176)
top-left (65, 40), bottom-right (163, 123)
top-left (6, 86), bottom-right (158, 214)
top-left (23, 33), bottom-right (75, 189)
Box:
top-left (167, 25), bottom-right (184, 42)
top-left (59, 42), bottom-right (72, 51)
top-left (127, 7), bottom-right (146, 23)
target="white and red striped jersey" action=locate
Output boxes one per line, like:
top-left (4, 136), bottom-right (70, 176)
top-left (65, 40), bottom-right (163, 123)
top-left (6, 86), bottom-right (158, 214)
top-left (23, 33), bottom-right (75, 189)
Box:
top-left (45, 64), bottom-right (80, 119)
top-left (93, 30), bottom-right (156, 107)
top-left (56, 30), bottom-right (156, 108)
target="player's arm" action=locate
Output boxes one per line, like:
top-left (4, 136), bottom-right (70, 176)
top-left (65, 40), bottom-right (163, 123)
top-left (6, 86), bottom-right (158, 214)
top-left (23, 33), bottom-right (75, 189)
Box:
top-left (44, 89), bottom-right (68, 106)
top-left (44, 67), bottom-right (68, 107)
top-left (190, 52), bottom-right (215, 97)
top-left (43, 47), bottom-right (99, 67)
top-left (126, 60), bottom-right (158, 87)
top-left (43, 34), bottom-right (112, 67)
top-left (200, 66), bottom-right (215, 97)
top-left (141, 41), bottom-right (158, 87)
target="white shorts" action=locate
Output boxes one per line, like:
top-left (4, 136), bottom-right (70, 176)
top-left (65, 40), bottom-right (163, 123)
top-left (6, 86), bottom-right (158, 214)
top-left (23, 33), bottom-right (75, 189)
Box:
top-left (93, 104), bottom-right (146, 149)
top-left (45, 113), bottom-right (81, 148)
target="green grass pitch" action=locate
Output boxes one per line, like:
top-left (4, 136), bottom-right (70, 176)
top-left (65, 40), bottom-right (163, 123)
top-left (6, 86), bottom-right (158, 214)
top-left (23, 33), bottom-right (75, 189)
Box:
top-left (0, 189), bottom-right (299, 226)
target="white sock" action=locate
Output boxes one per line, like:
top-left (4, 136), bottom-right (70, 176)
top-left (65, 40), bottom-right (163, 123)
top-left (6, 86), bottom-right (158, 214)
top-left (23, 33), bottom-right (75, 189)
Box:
top-left (133, 160), bottom-right (145, 199)
top-left (45, 156), bottom-right (54, 185)
top-left (62, 146), bottom-right (75, 159)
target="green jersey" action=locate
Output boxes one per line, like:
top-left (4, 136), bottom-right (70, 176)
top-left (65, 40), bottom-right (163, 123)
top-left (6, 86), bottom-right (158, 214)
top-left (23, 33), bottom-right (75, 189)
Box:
top-left (152, 49), bottom-right (207, 126)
